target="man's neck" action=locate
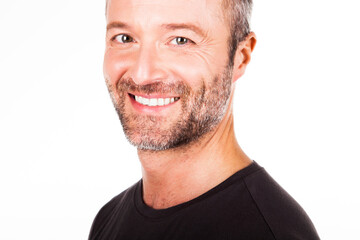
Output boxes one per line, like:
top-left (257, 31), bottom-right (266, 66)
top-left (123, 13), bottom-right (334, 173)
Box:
top-left (137, 109), bottom-right (252, 210)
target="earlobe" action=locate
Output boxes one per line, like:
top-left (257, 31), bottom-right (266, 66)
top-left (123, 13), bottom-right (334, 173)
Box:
top-left (232, 32), bottom-right (257, 82)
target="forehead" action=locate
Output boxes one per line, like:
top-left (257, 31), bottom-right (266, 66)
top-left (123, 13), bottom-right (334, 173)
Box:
top-left (106, 0), bottom-right (226, 30)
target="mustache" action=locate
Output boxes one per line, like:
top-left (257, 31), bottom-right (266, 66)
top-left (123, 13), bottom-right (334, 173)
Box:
top-left (117, 78), bottom-right (190, 96)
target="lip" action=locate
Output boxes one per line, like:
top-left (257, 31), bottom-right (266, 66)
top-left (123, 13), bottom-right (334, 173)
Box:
top-left (128, 93), bottom-right (180, 114)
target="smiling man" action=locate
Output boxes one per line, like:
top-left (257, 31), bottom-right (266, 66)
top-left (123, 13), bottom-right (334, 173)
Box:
top-left (89, 0), bottom-right (319, 239)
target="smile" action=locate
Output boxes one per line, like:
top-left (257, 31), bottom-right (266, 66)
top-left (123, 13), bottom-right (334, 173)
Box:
top-left (129, 94), bottom-right (180, 107)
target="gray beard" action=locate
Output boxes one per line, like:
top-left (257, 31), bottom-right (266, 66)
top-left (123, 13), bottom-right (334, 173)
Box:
top-left (108, 64), bottom-right (233, 151)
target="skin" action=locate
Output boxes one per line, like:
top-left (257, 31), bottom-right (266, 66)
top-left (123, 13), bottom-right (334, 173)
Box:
top-left (105, 0), bottom-right (256, 209)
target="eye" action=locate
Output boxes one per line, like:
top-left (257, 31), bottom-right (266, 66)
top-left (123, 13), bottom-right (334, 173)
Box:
top-left (170, 37), bottom-right (192, 46)
top-left (113, 34), bottom-right (134, 43)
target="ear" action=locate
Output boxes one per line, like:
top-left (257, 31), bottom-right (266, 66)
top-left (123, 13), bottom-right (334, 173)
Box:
top-left (232, 32), bottom-right (257, 82)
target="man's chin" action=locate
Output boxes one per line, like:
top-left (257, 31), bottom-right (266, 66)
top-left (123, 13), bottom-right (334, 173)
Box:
top-left (124, 131), bottom-right (191, 152)
top-left (127, 138), bottom-right (175, 152)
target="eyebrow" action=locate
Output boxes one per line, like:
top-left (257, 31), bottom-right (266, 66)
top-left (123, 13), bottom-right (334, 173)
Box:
top-left (107, 21), bottom-right (207, 38)
top-left (161, 23), bottom-right (207, 38)
top-left (106, 21), bottom-right (130, 31)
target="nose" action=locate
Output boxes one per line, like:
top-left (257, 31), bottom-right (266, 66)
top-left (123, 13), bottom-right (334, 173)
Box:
top-left (129, 43), bottom-right (167, 86)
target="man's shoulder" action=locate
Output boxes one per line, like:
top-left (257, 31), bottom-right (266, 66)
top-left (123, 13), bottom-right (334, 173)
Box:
top-left (88, 181), bottom-right (139, 239)
top-left (243, 165), bottom-right (319, 239)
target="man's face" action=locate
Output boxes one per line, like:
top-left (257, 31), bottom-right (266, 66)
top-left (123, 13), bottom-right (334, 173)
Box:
top-left (105, 0), bottom-right (235, 150)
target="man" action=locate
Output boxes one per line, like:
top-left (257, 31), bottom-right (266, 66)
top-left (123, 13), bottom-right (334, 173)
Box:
top-left (89, 0), bottom-right (320, 239)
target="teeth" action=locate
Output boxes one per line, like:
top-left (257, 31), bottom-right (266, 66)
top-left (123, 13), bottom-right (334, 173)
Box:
top-left (141, 98), bottom-right (150, 106)
top-left (149, 98), bottom-right (157, 106)
top-left (133, 95), bottom-right (179, 107)
top-left (158, 98), bottom-right (164, 106)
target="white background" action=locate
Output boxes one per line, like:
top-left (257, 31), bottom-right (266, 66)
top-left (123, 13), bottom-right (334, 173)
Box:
top-left (0, 0), bottom-right (359, 239)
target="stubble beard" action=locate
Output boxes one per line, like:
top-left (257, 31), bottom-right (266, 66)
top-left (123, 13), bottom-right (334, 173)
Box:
top-left (107, 64), bottom-right (233, 151)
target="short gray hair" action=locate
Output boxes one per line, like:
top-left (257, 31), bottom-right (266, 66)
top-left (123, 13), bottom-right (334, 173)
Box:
top-left (222, 0), bottom-right (253, 65)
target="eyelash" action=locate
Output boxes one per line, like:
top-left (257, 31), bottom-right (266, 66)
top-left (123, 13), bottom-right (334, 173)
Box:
top-left (111, 34), bottom-right (195, 46)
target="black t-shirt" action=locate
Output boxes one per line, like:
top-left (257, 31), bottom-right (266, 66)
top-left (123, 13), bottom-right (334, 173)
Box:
top-left (89, 162), bottom-right (319, 239)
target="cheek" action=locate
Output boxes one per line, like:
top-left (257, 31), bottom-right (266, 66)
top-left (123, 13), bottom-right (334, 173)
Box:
top-left (103, 49), bottom-right (131, 86)
top-left (166, 53), bottom-right (212, 89)
top-left (167, 45), bottom-right (230, 88)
